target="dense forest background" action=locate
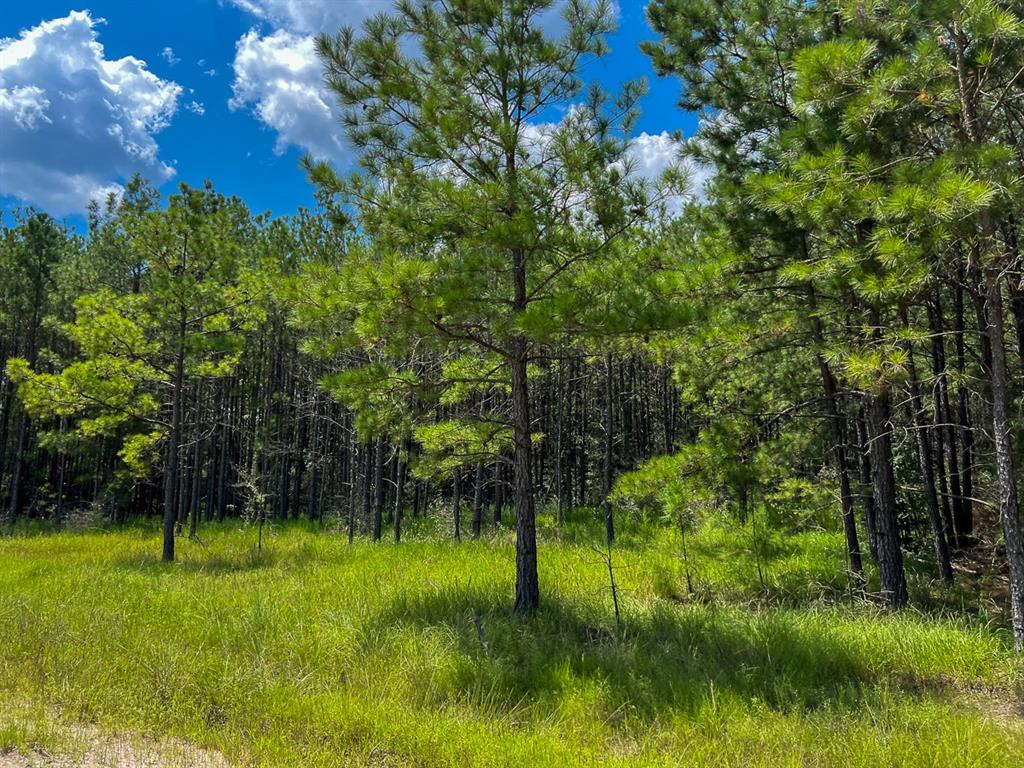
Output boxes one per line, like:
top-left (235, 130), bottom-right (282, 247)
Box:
top-left (2, 0), bottom-right (1023, 650)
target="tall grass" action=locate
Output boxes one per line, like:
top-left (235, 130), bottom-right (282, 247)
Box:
top-left (0, 518), bottom-right (1021, 766)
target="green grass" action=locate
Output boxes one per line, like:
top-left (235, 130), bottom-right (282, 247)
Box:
top-left (0, 516), bottom-right (1022, 766)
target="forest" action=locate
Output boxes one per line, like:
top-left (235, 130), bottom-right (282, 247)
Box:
top-left (1, 1), bottom-right (1023, 765)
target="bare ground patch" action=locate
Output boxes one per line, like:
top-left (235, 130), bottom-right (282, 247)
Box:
top-left (0, 726), bottom-right (231, 768)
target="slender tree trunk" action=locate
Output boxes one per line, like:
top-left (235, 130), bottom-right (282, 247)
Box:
top-left (904, 330), bottom-right (954, 584)
top-left (603, 351), bottom-right (615, 547)
top-left (578, 362), bottom-right (588, 505)
top-left (855, 408), bottom-right (879, 562)
top-left (307, 406), bottom-right (321, 523)
top-left (679, 520), bottom-right (693, 595)
top-left (292, 401), bottom-right (307, 521)
top-left (511, 338), bottom-right (538, 613)
top-left (371, 437), bottom-right (385, 541)
top-left (808, 282), bottom-right (863, 588)
top-left (983, 260), bottom-right (1024, 650)
top-left (954, 278), bottom-right (975, 541)
top-left (928, 297), bottom-right (965, 547)
top-left (163, 297), bottom-right (186, 563)
top-left (347, 442), bottom-right (359, 544)
top-left (0, 386), bottom-right (12, 512)
top-left (1002, 219), bottom-right (1024, 370)
top-left (54, 419), bottom-right (66, 527)
top-left (216, 410), bottom-right (229, 523)
top-left (204, 388), bottom-right (218, 523)
top-left (176, 425), bottom-right (190, 536)
top-left (452, 469), bottom-right (462, 542)
top-left (360, 441), bottom-right (373, 540)
top-left (394, 443), bottom-right (407, 543)
top-left (6, 275), bottom-right (43, 523)
top-left (472, 461), bottom-right (484, 538)
top-left (555, 357), bottom-right (565, 526)
top-left (6, 413), bottom-right (28, 522)
top-left (1009, 277), bottom-right (1024, 370)
top-left (188, 436), bottom-right (202, 539)
top-left (493, 459), bottom-right (504, 525)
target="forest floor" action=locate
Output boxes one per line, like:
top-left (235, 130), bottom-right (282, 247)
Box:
top-left (0, 512), bottom-right (1022, 767)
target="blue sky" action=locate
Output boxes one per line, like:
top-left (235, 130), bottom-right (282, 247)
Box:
top-left (1, 1), bottom-right (697, 226)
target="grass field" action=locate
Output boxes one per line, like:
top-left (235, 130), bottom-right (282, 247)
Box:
top-left (1, 514), bottom-right (1022, 766)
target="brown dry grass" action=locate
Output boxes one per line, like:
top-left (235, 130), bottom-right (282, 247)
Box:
top-left (0, 725), bottom-right (230, 768)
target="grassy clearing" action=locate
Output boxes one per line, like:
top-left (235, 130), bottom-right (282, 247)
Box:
top-left (0, 516), bottom-right (1022, 767)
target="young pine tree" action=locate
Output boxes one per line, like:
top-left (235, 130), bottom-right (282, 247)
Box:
top-left (307, 0), bottom-right (669, 612)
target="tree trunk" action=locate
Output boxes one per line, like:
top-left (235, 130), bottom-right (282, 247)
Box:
top-left (555, 357), bottom-right (565, 526)
top-left (394, 444), bottom-right (407, 543)
top-left (904, 332), bottom-right (954, 584)
top-left (493, 459), bottom-right (504, 525)
top-left (603, 351), bottom-right (615, 547)
top-left (54, 420), bottom-right (66, 528)
top-left (292, 402), bottom-right (307, 521)
top-left (1002, 219), bottom-right (1024, 370)
top-left (983, 262), bottom-right (1024, 650)
top-left (472, 461), bottom-right (484, 538)
top-left (808, 282), bottom-right (864, 588)
top-left (163, 300), bottom-right (186, 563)
top-left (953, 278), bottom-right (975, 541)
top-left (866, 303), bottom-right (909, 608)
top-left (371, 437), bottom-right (385, 541)
top-left (855, 408), bottom-right (879, 562)
top-left (511, 339), bottom-right (538, 614)
top-left (359, 441), bottom-right (373, 540)
top-left (928, 297), bottom-right (965, 547)
top-left (451, 469), bottom-right (462, 542)
top-left (188, 436), bottom-right (202, 539)
top-left (866, 387), bottom-right (908, 607)
top-left (6, 413), bottom-right (28, 522)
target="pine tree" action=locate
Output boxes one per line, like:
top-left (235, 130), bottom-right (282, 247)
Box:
top-left (8, 181), bottom-right (262, 561)
top-left (306, 0), bottom-right (663, 612)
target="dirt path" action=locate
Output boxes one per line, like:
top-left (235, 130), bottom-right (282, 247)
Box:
top-left (0, 728), bottom-right (231, 768)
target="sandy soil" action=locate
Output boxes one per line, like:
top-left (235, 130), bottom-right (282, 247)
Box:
top-left (0, 728), bottom-right (231, 768)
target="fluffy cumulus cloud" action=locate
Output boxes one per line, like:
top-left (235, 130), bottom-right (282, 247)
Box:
top-left (228, 0), bottom-right (602, 163)
top-left (229, 28), bottom-right (344, 160)
top-left (227, 0), bottom-right (582, 35)
top-left (0, 11), bottom-right (182, 214)
top-left (228, 0), bottom-right (385, 36)
top-left (227, 1), bottom-right (389, 163)
top-left (626, 130), bottom-right (712, 201)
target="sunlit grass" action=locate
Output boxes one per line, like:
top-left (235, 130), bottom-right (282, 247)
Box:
top-left (0, 516), bottom-right (1021, 766)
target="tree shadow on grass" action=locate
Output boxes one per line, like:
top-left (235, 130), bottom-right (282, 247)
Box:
top-left (111, 545), bottom-right (279, 575)
top-left (369, 583), bottom-right (916, 722)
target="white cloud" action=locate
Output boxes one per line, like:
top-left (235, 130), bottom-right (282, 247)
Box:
top-left (0, 85), bottom-right (50, 129)
top-left (627, 131), bottom-right (681, 178)
top-left (227, 1), bottom-right (608, 164)
top-left (161, 46), bottom-right (180, 65)
top-left (626, 130), bottom-right (711, 200)
top-left (227, 1), bottom-right (389, 162)
top-left (227, 0), bottom-right (386, 35)
top-left (0, 11), bottom-right (181, 214)
top-left (229, 0), bottom-right (612, 35)
top-left (186, 100), bottom-right (205, 115)
top-left (522, 120), bottom-right (698, 198)
top-left (229, 27), bottom-right (343, 160)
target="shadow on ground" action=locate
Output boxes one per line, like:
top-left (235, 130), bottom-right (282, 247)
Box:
top-left (368, 583), bottom-right (901, 721)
